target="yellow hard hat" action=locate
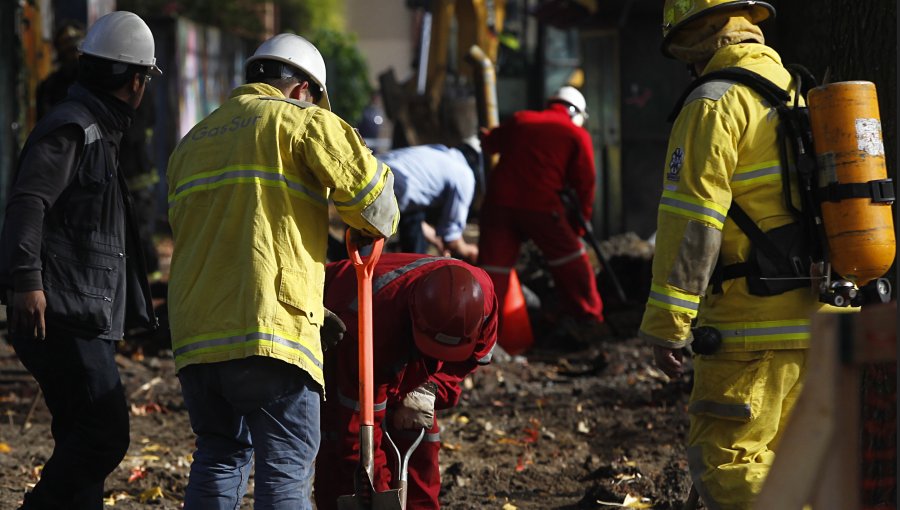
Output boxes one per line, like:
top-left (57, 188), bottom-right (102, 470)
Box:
top-left (661, 0), bottom-right (774, 57)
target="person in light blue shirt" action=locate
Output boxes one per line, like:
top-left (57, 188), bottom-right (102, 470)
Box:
top-left (378, 142), bottom-right (480, 263)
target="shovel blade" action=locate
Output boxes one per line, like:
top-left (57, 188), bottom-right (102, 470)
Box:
top-left (336, 489), bottom-right (403, 510)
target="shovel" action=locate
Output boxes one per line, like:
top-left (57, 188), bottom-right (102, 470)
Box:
top-left (558, 188), bottom-right (628, 306)
top-left (383, 427), bottom-right (426, 509)
top-left (337, 232), bottom-right (403, 510)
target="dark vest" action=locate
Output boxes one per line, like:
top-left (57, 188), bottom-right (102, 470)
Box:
top-left (19, 85), bottom-right (156, 339)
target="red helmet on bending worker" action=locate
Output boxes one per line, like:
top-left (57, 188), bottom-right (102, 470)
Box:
top-left (410, 265), bottom-right (485, 362)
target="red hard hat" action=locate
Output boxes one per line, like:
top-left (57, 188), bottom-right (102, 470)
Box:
top-left (410, 265), bottom-right (485, 362)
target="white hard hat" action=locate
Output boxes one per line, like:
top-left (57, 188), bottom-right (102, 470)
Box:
top-left (548, 86), bottom-right (587, 115)
top-left (79, 11), bottom-right (161, 76)
top-left (246, 33), bottom-right (331, 111)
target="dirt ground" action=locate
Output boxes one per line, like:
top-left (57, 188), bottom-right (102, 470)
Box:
top-left (0, 238), bottom-right (696, 509)
top-left (0, 317), bottom-right (694, 509)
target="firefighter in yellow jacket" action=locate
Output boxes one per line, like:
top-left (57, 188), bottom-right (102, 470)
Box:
top-left (166, 34), bottom-right (399, 509)
top-left (640, 2), bottom-right (840, 508)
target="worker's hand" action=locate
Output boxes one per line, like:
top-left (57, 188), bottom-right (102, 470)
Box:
top-left (392, 383), bottom-right (437, 430)
top-left (320, 308), bottom-right (346, 352)
top-left (11, 290), bottom-right (47, 341)
top-left (421, 222), bottom-right (444, 253)
top-left (653, 345), bottom-right (683, 380)
top-left (478, 126), bottom-right (492, 141)
top-left (445, 238), bottom-right (479, 264)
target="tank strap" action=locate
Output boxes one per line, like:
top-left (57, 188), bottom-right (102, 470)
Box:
top-left (817, 178), bottom-right (895, 204)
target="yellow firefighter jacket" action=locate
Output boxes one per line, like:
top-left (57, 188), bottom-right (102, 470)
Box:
top-left (166, 83), bottom-right (399, 388)
top-left (639, 43), bottom-right (839, 353)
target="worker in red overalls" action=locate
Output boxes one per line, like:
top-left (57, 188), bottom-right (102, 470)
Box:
top-left (478, 86), bottom-right (605, 346)
top-left (314, 253), bottom-right (499, 510)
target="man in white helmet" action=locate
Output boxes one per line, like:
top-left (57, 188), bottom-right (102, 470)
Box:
top-left (478, 85), bottom-right (606, 349)
top-left (0, 11), bottom-right (159, 510)
top-left (166, 33), bottom-right (399, 509)
top-left (376, 139), bottom-right (482, 263)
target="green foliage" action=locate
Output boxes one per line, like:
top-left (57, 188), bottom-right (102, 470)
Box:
top-left (278, 0), bottom-right (345, 34)
top-left (118, 0), bottom-right (268, 34)
top-left (310, 28), bottom-right (372, 124)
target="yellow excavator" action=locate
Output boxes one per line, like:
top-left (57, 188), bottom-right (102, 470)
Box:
top-left (379, 0), bottom-right (506, 148)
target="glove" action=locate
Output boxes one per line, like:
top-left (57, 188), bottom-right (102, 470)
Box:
top-left (320, 308), bottom-right (346, 352)
top-left (392, 382), bottom-right (437, 430)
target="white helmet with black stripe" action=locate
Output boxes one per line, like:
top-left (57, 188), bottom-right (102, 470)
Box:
top-left (246, 33), bottom-right (330, 111)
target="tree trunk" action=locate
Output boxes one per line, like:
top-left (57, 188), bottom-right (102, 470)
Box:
top-left (771, 0), bottom-right (896, 179)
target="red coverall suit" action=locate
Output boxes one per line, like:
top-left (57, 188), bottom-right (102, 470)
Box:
top-left (315, 254), bottom-right (499, 509)
top-left (478, 103), bottom-right (603, 323)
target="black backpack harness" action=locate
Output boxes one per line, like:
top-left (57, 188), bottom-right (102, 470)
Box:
top-left (669, 66), bottom-right (893, 297)
top-left (669, 67), bottom-right (824, 296)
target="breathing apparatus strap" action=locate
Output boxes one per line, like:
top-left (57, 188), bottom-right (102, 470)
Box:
top-left (671, 66), bottom-right (823, 296)
top-left (817, 179), bottom-right (896, 204)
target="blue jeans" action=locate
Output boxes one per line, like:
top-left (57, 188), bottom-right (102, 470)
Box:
top-left (178, 356), bottom-right (321, 510)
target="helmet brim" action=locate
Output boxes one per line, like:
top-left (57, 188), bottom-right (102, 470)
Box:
top-left (661, 2), bottom-right (775, 59)
top-left (412, 327), bottom-right (475, 363)
top-left (79, 47), bottom-right (163, 76)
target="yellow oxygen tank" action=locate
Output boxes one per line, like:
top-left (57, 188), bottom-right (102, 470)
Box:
top-left (807, 81), bottom-right (896, 288)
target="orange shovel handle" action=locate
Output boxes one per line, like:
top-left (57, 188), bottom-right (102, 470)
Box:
top-left (346, 231), bottom-right (384, 426)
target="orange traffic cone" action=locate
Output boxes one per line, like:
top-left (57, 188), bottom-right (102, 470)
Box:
top-left (498, 269), bottom-right (534, 355)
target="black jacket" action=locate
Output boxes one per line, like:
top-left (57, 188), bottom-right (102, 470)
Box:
top-left (0, 83), bottom-right (156, 339)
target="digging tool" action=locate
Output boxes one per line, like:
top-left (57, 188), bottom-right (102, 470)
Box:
top-left (337, 233), bottom-right (403, 510)
top-left (383, 427), bottom-right (426, 509)
top-left (559, 188), bottom-right (628, 305)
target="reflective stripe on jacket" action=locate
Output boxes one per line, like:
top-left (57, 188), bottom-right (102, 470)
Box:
top-left (639, 44), bottom-right (839, 353)
top-left (167, 83), bottom-right (399, 387)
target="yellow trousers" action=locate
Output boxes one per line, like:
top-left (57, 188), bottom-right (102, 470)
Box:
top-left (687, 349), bottom-right (807, 510)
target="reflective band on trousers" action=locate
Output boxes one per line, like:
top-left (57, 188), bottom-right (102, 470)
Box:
top-left (732, 160), bottom-right (782, 186)
top-left (689, 400), bottom-right (752, 419)
top-left (659, 190), bottom-right (727, 230)
top-left (332, 160), bottom-right (385, 208)
top-left (348, 257), bottom-right (445, 311)
top-left (547, 246), bottom-right (586, 267)
top-left (338, 390), bottom-right (387, 412)
top-left (647, 283), bottom-right (700, 317)
top-left (708, 320), bottom-right (812, 344)
top-left (173, 330), bottom-right (322, 369)
top-left (167, 165), bottom-right (327, 208)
